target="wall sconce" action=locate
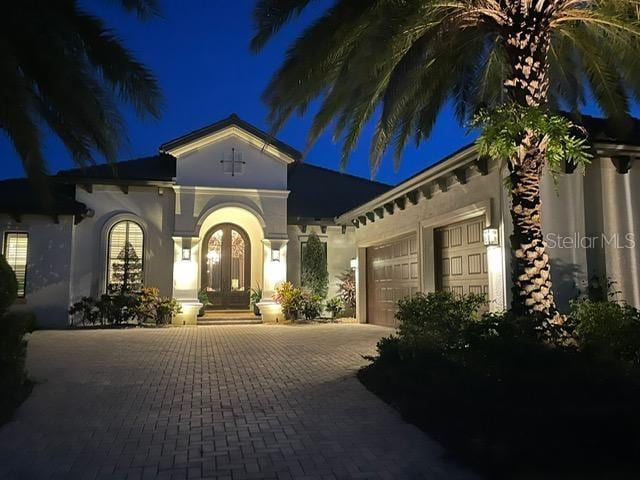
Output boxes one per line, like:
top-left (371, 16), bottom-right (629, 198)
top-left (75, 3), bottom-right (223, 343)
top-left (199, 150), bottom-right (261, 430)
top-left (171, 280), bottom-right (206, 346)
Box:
top-left (271, 248), bottom-right (281, 262)
top-left (483, 227), bottom-right (499, 247)
top-left (182, 248), bottom-right (191, 261)
top-left (350, 257), bottom-right (358, 270)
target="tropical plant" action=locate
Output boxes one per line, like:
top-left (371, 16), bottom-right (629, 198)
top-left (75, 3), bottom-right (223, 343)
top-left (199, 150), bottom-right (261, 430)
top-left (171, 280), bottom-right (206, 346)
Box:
top-left (326, 296), bottom-right (343, 319)
top-left (69, 286), bottom-right (180, 326)
top-left (198, 288), bottom-right (212, 316)
top-left (252, 0), bottom-right (640, 322)
top-left (301, 232), bottom-right (328, 298)
top-left (250, 285), bottom-right (263, 315)
top-left (274, 281), bottom-right (305, 320)
top-left (337, 269), bottom-right (356, 313)
top-left (2, 0), bottom-right (161, 187)
top-left (300, 290), bottom-right (324, 320)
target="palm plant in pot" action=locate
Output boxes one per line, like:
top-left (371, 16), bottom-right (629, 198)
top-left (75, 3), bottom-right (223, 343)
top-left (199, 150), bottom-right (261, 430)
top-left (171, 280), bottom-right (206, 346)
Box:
top-left (250, 285), bottom-right (263, 316)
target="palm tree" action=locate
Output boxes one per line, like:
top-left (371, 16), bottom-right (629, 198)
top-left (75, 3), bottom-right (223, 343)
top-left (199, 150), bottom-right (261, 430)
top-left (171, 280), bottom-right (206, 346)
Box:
top-left (1, 0), bottom-right (161, 185)
top-left (251, 0), bottom-right (640, 321)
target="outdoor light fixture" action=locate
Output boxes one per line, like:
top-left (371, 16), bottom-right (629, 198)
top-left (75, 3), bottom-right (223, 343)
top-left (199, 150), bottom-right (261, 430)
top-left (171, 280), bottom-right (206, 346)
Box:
top-left (483, 227), bottom-right (500, 247)
top-left (182, 248), bottom-right (191, 261)
top-left (350, 258), bottom-right (358, 270)
top-left (271, 248), bottom-right (281, 262)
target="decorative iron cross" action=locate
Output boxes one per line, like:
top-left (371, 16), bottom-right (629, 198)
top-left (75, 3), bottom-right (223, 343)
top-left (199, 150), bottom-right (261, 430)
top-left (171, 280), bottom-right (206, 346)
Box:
top-left (220, 148), bottom-right (246, 176)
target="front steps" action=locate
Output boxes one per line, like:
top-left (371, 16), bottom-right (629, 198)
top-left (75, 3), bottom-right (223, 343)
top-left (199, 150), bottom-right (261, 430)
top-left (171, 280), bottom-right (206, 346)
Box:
top-left (197, 309), bottom-right (262, 326)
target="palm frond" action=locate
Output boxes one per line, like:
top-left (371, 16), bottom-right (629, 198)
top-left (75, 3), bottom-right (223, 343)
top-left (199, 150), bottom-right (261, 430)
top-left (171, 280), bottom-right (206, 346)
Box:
top-left (251, 0), bottom-right (316, 52)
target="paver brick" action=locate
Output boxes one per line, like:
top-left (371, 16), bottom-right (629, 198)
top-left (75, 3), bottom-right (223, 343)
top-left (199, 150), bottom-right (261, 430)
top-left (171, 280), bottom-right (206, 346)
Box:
top-left (0, 325), bottom-right (476, 479)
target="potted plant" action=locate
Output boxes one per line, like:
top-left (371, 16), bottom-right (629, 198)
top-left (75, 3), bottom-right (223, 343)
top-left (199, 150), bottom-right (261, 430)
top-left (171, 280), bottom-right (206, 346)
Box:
top-left (198, 289), bottom-right (211, 317)
top-left (326, 297), bottom-right (343, 320)
top-left (250, 285), bottom-right (262, 316)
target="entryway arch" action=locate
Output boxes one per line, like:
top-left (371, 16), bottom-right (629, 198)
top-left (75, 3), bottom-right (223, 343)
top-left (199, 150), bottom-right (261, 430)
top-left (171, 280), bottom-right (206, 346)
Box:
top-left (201, 223), bottom-right (251, 309)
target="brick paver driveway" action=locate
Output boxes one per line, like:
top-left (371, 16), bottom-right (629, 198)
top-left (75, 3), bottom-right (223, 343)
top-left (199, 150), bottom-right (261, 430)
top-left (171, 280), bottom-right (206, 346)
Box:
top-left (0, 324), bottom-right (476, 480)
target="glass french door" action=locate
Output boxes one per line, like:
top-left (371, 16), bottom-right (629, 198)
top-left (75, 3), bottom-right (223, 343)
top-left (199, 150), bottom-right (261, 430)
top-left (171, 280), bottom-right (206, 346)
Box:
top-left (201, 224), bottom-right (251, 309)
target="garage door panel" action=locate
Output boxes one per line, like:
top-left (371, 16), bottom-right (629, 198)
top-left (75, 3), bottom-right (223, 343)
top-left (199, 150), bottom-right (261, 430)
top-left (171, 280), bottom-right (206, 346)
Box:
top-left (436, 217), bottom-right (489, 297)
top-left (367, 233), bottom-right (419, 327)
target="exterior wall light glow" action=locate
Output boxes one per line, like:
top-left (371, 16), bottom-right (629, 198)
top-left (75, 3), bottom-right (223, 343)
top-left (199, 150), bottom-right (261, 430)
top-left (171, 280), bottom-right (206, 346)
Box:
top-left (350, 257), bottom-right (358, 270)
top-left (271, 248), bottom-right (281, 262)
top-left (182, 248), bottom-right (191, 261)
top-left (483, 227), bottom-right (500, 247)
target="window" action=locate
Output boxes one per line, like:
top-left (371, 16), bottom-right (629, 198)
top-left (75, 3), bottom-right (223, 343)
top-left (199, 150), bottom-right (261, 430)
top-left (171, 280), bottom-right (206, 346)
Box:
top-left (107, 221), bottom-right (144, 292)
top-left (4, 233), bottom-right (28, 297)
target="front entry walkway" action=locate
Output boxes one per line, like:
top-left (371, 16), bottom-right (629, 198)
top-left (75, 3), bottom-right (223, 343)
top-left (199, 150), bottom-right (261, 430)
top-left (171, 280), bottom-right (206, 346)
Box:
top-left (0, 325), bottom-right (476, 479)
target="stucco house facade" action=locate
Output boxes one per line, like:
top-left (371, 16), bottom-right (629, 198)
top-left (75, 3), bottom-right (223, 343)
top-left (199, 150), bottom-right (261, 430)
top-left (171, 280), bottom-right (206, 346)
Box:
top-left (0, 114), bottom-right (638, 328)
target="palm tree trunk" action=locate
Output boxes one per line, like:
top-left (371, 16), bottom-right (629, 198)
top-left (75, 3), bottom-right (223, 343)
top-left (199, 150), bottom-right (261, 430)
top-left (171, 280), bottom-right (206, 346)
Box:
top-left (503, 0), bottom-right (561, 321)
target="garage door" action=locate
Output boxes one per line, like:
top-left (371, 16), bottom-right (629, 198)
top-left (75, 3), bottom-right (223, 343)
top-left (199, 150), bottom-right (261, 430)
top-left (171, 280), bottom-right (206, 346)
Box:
top-left (435, 216), bottom-right (489, 296)
top-left (366, 233), bottom-right (419, 327)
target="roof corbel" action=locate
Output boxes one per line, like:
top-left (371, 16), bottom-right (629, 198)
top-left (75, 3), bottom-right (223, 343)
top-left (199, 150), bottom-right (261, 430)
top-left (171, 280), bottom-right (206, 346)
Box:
top-left (611, 155), bottom-right (633, 174)
top-left (453, 168), bottom-right (467, 185)
top-left (473, 157), bottom-right (489, 176)
top-left (406, 190), bottom-right (420, 205)
top-left (394, 197), bottom-right (406, 211)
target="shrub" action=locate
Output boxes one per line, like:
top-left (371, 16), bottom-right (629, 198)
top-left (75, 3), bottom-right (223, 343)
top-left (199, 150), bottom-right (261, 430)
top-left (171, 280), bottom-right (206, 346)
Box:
top-left (69, 288), bottom-right (181, 327)
top-left (301, 232), bottom-right (328, 298)
top-left (300, 290), bottom-right (323, 320)
top-left (0, 254), bottom-right (18, 315)
top-left (337, 269), bottom-right (356, 314)
top-left (326, 297), bottom-right (343, 318)
top-left (156, 296), bottom-right (181, 325)
top-left (274, 281), bottom-right (305, 320)
top-left (0, 259), bottom-right (34, 426)
top-left (361, 293), bottom-right (640, 476)
top-left (0, 312), bottom-right (35, 425)
top-left (570, 298), bottom-right (640, 365)
top-left (69, 297), bottom-right (101, 326)
top-left (395, 291), bottom-right (487, 353)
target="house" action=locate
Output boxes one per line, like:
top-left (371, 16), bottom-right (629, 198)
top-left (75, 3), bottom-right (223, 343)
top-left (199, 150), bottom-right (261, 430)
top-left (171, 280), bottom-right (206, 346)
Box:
top-left (0, 114), bottom-right (638, 328)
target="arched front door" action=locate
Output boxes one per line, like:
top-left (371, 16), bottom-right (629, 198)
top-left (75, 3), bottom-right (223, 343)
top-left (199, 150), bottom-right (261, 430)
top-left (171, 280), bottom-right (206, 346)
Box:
top-left (201, 224), bottom-right (251, 309)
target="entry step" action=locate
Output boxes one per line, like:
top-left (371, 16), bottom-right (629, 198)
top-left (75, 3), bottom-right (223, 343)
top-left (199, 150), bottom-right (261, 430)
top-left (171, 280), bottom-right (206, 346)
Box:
top-left (198, 310), bottom-right (262, 325)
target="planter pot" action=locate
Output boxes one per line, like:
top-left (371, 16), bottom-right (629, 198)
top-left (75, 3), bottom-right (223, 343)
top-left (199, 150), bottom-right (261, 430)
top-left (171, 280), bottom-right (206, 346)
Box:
top-left (253, 304), bottom-right (260, 316)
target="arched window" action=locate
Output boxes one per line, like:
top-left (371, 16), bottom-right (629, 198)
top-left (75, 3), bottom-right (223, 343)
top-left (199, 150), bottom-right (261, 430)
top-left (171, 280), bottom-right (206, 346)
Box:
top-left (107, 220), bottom-right (144, 293)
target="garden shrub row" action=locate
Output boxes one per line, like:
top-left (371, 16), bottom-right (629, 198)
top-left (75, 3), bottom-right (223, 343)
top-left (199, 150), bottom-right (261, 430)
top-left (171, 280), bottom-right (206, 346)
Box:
top-left (69, 286), bottom-right (181, 327)
top-left (359, 290), bottom-right (640, 478)
top-left (0, 255), bottom-right (35, 426)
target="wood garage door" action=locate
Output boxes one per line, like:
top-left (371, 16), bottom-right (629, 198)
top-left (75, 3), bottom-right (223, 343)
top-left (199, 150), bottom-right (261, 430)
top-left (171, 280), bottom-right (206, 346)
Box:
top-left (435, 216), bottom-right (489, 296)
top-left (366, 233), bottom-right (419, 327)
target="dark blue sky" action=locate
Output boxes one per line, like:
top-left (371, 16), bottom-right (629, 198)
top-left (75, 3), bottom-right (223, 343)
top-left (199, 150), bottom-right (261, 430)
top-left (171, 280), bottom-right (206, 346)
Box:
top-left (0, 1), bottom-right (611, 185)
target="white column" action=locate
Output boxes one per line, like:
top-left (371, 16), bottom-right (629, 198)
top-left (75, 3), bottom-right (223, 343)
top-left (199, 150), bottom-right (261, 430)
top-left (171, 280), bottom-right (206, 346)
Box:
top-left (257, 237), bottom-right (288, 323)
top-left (172, 236), bottom-right (202, 325)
